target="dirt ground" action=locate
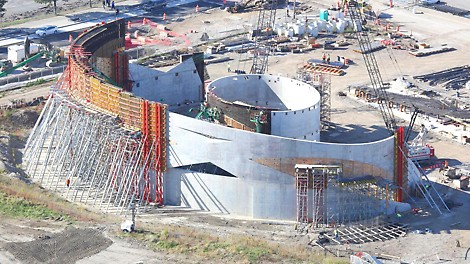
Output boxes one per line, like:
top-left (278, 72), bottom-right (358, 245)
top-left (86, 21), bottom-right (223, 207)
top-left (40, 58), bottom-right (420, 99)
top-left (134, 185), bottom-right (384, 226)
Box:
top-left (1, 0), bottom-right (470, 263)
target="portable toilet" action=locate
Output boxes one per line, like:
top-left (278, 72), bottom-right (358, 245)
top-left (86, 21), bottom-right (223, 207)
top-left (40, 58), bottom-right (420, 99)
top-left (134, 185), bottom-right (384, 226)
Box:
top-left (320, 9), bottom-right (329, 21)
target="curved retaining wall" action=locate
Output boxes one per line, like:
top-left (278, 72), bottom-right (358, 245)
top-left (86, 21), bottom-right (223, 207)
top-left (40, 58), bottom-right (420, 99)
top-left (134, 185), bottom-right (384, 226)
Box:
top-left (165, 113), bottom-right (396, 220)
top-left (65, 20), bottom-right (167, 174)
top-left (208, 74), bottom-right (321, 140)
top-left (25, 20), bottom-right (168, 207)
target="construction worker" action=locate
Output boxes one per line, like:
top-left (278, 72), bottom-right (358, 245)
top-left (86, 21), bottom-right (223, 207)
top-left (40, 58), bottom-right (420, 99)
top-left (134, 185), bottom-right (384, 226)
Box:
top-left (322, 53), bottom-right (326, 63)
top-left (396, 212), bottom-right (402, 223)
top-left (334, 229), bottom-right (339, 240)
top-left (227, 62), bottom-right (231, 72)
top-left (327, 53), bottom-right (331, 64)
top-left (66, 178), bottom-right (70, 187)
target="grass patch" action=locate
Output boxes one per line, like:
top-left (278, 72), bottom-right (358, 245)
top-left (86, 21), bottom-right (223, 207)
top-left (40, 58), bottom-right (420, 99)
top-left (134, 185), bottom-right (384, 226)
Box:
top-left (0, 174), bottom-right (107, 223)
top-left (118, 224), bottom-right (347, 263)
top-left (25, 78), bottom-right (50, 87)
top-left (0, 191), bottom-right (65, 219)
top-left (0, 15), bottom-right (54, 28)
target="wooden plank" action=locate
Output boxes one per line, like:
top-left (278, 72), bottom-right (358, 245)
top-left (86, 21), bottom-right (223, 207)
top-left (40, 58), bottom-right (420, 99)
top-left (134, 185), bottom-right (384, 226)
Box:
top-left (348, 227), bottom-right (375, 242)
top-left (350, 226), bottom-right (383, 242)
top-left (323, 234), bottom-right (341, 245)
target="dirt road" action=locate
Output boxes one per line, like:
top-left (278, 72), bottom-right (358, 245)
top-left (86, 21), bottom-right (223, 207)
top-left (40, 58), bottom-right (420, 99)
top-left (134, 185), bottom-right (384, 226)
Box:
top-left (0, 85), bottom-right (50, 106)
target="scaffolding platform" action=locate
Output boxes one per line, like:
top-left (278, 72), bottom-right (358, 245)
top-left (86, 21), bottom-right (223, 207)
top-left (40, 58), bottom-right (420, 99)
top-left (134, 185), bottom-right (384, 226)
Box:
top-left (324, 223), bottom-right (407, 245)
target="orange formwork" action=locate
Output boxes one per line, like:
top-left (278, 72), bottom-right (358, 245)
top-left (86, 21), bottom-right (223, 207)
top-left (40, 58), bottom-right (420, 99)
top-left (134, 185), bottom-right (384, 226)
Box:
top-left (57, 26), bottom-right (168, 205)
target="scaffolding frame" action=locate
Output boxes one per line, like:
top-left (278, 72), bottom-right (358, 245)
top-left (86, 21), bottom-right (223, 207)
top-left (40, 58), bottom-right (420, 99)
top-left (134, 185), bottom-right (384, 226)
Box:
top-left (312, 168), bottom-right (327, 228)
top-left (295, 167), bottom-right (309, 232)
top-left (23, 92), bottom-right (163, 214)
top-left (295, 164), bottom-right (396, 231)
top-left (296, 69), bottom-right (331, 129)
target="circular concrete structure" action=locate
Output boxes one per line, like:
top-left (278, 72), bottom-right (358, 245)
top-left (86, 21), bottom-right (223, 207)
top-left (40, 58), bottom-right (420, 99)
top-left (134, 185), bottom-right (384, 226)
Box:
top-left (207, 74), bottom-right (321, 140)
top-left (25, 20), bottom-right (405, 223)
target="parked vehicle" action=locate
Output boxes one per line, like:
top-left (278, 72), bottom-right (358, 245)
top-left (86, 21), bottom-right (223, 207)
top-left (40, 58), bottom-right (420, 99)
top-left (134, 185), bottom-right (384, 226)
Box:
top-left (0, 59), bottom-right (13, 72)
top-left (35, 25), bottom-right (58, 37)
top-left (419, 0), bottom-right (440, 5)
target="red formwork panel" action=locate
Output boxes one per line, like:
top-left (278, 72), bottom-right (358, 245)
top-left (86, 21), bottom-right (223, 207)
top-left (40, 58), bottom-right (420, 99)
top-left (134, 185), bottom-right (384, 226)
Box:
top-left (59, 31), bottom-right (168, 206)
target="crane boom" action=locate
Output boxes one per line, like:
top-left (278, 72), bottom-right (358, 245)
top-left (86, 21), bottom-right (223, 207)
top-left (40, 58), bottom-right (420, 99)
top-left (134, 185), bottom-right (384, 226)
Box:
top-left (346, 1), bottom-right (397, 134)
top-left (250, 0), bottom-right (277, 74)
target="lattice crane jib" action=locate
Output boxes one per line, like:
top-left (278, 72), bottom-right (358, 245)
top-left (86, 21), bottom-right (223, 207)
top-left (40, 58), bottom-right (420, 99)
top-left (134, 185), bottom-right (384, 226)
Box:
top-left (345, 0), bottom-right (397, 134)
top-left (250, 0), bottom-right (278, 74)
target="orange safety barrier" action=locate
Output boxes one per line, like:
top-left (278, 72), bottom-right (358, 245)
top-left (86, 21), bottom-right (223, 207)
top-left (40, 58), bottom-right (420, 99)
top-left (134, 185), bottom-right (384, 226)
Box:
top-left (163, 12), bottom-right (166, 21)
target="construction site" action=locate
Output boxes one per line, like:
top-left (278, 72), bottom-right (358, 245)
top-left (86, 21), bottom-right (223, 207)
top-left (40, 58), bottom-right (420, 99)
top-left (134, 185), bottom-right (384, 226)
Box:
top-left (0, 0), bottom-right (470, 263)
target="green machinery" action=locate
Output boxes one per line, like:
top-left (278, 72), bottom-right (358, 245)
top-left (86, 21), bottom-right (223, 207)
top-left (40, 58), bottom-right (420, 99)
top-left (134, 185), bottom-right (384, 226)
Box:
top-left (0, 51), bottom-right (45, 78)
top-left (189, 102), bottom-right (221, 122)
top-left (250, 110), bottom-right (268, 133)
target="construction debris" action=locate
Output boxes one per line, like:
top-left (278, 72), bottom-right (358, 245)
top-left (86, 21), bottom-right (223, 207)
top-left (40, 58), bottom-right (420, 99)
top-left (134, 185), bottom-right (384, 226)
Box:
top-left (409, 45), bottom-right (455, 57)
top-left (352, 41), bottom-right (385, 54)
top-left (414, 65), bottom-right (470, 90)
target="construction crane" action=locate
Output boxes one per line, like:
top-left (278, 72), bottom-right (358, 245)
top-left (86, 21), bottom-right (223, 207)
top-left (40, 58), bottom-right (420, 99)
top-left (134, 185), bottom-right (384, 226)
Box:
top-left (404, 107), bottom-right (435, 160)
top-left (250, 0), bottom-right (278, 74)
top-left (344, 0), bottom-right (397, 134)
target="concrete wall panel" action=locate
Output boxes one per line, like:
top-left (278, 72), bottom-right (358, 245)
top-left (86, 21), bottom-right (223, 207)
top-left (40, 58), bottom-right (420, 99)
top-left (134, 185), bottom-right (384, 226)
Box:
top-left (130, 59), bottom-right (202, 108)
top-left (166, 112), bottom-right (395, 220)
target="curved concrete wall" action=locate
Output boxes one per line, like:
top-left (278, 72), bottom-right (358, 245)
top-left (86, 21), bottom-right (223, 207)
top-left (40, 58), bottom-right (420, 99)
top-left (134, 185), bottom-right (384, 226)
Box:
top-left (208, 74), bottom-right (320, 111)
top-left (30, 20), bottom-right (401, 220)
top-left (271, 105), bottom-right (321, 140)
top-left (165, 113), bottom-right (395, 220)
top-left (208, 74), bottom-right (321, 140)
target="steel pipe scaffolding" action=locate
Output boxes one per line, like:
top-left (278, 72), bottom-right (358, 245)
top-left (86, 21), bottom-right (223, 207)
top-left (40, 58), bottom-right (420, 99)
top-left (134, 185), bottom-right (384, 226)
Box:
top-left (23, 93), bottom-right (162, 214)
top-left (295, 165), bottom-right (394, 230)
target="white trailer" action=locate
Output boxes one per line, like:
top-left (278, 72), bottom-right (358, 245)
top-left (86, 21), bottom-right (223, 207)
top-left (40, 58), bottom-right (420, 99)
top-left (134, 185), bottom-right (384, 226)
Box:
top-left (7, 44), bottom-right (40, 63)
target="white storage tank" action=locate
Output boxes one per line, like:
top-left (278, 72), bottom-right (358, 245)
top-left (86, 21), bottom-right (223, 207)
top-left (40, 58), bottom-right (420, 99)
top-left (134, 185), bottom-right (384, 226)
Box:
top-left (278, 26), bottom-right (286, 36)
top-left (336, 19), bottom-right (346, 33)
top-left (316, 20), bottom-right (326, 32)
top-left (273, 22), bottom-right (281, 33)
top-left (307, 24), bottom-right (318, 37)
top-left (286, 28), bottom-right (294, 37)
top-left (325, 23), bottom-right (334, 33)
top-left (296, 22), bottom-right (306, 35)
top-left (466, 81), bottom-right (470, 90)
top-left (291, 23), bottom-right (300, 35)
